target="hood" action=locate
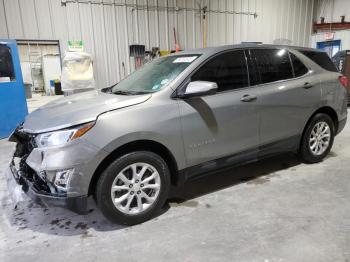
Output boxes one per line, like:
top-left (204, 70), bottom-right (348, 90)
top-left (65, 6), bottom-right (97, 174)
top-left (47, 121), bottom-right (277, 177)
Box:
top-left (22, 90), bottom-right (151, 134)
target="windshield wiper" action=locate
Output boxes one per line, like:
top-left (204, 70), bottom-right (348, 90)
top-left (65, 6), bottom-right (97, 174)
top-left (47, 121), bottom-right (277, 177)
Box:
top-left (113, 90), bottom-right (133, 95)
top-left (113, 90), bottom-right (150, 95)
top-left (127, 91), bottom-right (151, 95)
top-left (101, 82), bottom-right (119, 93)
top-left (101, 86), bottom-right (113, 93)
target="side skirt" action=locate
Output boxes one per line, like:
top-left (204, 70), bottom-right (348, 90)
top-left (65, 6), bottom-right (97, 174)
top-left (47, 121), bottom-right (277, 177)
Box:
top-left (177, 135), bottom-right (300, 185)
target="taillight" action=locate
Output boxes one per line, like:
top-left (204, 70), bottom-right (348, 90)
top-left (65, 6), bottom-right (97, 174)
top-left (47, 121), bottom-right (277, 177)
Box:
top-left (338, 75), bottom-right (348, 89)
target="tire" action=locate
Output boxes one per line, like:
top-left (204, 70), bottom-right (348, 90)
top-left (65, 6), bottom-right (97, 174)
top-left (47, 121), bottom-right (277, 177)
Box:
top-left (96, 151), bottom-right (170, 225)
top-left (298, 113), bottom-right (335, 163)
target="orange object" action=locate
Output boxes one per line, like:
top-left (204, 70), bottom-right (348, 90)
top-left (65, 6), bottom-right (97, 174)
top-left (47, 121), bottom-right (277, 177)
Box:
top-left (71, 122), bottom-right (95, 140)
top-left (173, 27), bottom-right (181, 52)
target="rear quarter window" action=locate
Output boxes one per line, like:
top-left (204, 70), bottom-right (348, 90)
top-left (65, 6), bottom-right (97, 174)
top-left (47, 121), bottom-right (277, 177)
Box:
top-left (299, 50), bottom-right (338, 72)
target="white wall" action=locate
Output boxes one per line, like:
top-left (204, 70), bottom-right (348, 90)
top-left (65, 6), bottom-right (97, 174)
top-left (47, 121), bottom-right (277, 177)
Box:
top-left (311, 30), bottom-right (350, 50)
top-left (314, 0), bottom-right (350, 23)
top-left (0, 0), bottom-right (315, 88)
top-left (311, 0), bottom-right (350, 51)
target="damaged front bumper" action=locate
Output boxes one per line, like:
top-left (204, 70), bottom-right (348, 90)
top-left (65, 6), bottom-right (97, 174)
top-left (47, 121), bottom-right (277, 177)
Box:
top-left (6, 160), bottom-right (88, 214)
top-left (5, 126), bottom-right (96, 214)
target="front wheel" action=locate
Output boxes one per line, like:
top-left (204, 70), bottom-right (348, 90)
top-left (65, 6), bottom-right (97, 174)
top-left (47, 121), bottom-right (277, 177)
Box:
top-left (298, 113), bottom-right (335, 163)
top-left (96, 151), bottom-right (170, 225)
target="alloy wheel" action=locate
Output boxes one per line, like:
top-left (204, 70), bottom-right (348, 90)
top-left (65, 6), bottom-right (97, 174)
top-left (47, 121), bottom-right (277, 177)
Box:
top-left (309, 121), bottom-right (331, 156)
top-left (110, 162), bottom-right (161, 215)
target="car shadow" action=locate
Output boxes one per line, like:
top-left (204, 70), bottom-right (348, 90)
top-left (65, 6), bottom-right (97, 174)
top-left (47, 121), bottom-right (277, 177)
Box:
top-left (185, 97), bottom-right (218, 133)
top-left (168, 153), bottom-right (301, 203)
top-left (2, 196), bottom-right (126, 237)
top-left (3, 153), bottom-right (300, 237)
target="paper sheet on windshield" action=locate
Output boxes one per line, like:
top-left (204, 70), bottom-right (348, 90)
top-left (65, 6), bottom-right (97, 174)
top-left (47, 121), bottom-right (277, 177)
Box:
top-left (173, 56), bottom-right (197, 63)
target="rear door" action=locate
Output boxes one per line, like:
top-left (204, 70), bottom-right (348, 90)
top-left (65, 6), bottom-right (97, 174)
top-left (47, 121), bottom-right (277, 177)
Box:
top-left (246, 48), bottom-right (321, 155)
top-left (178, 50), bottom-right (260, 169)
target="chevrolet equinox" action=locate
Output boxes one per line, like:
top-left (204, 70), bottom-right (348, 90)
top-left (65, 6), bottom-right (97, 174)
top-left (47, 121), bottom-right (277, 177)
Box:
top-left (7, 45), bottom-right (348, 225)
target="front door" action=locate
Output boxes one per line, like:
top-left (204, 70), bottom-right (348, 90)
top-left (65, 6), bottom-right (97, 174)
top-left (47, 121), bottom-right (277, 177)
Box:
top-left (177, 50), bottom-right (259, 172)
top-left (0, 39), bottom-right (28, 138)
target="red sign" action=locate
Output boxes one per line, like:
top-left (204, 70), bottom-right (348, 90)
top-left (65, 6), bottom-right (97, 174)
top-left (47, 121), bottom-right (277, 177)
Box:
top-left (325, 32), bottom-right (334, 40)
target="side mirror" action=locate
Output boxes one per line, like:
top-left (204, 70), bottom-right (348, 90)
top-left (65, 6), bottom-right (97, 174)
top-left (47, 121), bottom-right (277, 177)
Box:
top-left (181, 81), bottom-right (218, 98)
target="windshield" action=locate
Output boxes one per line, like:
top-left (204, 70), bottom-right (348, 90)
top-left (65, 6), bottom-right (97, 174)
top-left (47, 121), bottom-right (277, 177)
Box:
top-left (111, 55), bottom-right (200, 94)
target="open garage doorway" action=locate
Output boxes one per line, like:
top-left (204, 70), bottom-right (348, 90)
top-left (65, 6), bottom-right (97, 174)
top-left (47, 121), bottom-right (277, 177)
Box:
top-left (317, 40), bottom-right (341, 57)
top-left (16, 40), bottom-right (62, 96)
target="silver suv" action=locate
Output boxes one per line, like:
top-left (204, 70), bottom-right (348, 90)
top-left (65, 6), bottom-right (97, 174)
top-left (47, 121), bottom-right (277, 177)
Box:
top-left (7, 45), bottom-right (348, 225)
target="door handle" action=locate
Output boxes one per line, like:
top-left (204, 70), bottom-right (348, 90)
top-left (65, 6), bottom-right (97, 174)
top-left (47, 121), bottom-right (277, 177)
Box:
top-left (303, 82), bottom-right (313, 89)
top-left (241, 94), bottom-right (257, 102)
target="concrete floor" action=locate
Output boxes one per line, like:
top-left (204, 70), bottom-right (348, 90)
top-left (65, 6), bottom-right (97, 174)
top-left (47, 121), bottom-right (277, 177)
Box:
top-left (0, 95), bottom-right (349, 262)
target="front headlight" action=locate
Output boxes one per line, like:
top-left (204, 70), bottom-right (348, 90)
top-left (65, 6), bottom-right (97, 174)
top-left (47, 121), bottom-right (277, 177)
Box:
top-left (35, 122), bottom-right (95, 148)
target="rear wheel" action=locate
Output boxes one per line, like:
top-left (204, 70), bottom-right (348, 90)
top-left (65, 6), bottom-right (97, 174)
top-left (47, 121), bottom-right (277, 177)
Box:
top-left (299, 113), bottom-right (335, 163)
top-left (96, 151), bottom-right (170, 225)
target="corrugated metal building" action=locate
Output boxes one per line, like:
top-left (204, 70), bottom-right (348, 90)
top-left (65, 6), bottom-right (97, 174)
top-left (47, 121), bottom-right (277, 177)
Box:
top-left (311, 0), bottom-right (350, 50)
top-left (0, 0), bottom-right (315, 88)
top-left (314, 0), bottom-right (350, 23)
top-left (311, 30), bottom-right (350, 50)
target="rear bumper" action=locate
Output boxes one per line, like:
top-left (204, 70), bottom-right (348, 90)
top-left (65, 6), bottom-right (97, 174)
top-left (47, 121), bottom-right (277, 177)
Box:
top-left (6, 163), bottom-right (88, 214)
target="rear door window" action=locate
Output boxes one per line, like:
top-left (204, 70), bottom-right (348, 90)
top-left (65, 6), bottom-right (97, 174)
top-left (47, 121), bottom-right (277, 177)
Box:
top-left (191, 50), bottom-right (248, 92)
top-left (298, 50), bottom-right (338, 72)
top-left (0, 44), bottom-right (15, 82)
top-left (289, 53), bottom-right (309, 77)
top-left (251, 48), bottom-right (294, 84)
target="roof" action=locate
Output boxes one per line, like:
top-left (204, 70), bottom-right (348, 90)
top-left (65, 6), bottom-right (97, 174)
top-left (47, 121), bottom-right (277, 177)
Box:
top-left (174, 44), bottom-right (322, 56)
